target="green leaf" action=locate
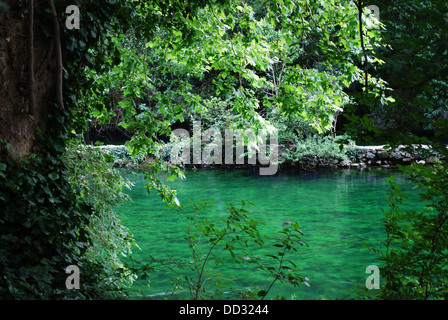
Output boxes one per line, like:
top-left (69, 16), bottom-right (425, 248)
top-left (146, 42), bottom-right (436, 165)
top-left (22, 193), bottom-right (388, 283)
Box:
top-left (118, 121), bottom-right (130, 129)
top-left (257, 290), bottom-right (267, 297)
top-left (48, 172), bottom-right (60, 180)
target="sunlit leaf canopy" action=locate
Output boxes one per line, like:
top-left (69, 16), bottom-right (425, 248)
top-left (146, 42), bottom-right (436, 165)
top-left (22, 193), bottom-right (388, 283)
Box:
top-left (79, 0), bottom-right (386, 139)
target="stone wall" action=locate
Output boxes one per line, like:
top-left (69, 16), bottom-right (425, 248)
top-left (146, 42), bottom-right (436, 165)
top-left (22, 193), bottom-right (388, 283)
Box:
top-left (337, 145), bottom-right (440, 168)
top-left (97, 144), bottom-right (442, 170)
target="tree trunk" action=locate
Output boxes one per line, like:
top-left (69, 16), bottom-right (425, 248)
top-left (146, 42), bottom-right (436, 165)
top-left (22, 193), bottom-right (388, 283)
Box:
top-left (0, 1), bottom-right (57, 157)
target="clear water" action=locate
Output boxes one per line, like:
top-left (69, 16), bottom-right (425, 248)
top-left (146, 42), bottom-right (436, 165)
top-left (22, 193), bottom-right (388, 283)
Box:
top-left (116, 167), bottom-right (423, 300)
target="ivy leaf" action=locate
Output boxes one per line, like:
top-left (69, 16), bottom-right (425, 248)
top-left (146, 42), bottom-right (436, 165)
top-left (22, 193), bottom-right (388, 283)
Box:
top-left (48, 172), bottom-right (60, 181)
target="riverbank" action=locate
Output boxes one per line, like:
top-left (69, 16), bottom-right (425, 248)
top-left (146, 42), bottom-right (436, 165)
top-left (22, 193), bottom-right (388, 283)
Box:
top-left (97, 143), bottom-right (442, 171)
top-left (294, 144), bottom-right (440, 170)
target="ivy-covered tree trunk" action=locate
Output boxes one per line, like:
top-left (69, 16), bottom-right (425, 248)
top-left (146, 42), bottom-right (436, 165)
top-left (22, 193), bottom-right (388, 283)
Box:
top-left (0, 1), bottom-right (113, 299)
top-left (0, 0), bottom-right (203, 299)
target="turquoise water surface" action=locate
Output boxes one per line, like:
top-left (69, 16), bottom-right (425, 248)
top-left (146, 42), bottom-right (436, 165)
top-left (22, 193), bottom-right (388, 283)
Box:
top-left (116, 167), bottom-right (422, 300)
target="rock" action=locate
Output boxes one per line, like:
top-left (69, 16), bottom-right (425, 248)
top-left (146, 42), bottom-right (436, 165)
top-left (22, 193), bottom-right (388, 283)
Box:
top-left (351, 163), bottom-right (360, 167)
top-left (330, 159), bottom-right (340, 165)
top-left (402, 158), bottom-right (412, 163)
top-left (390, 151), bottom-right (403, 160)
top-left (308, 161), bottom-right (317, 168)
top-left (377, 150), bottom-right (389, 159)
top-left (339, 159), bottom-right (351, 167)
top-left (365, 151), bottom-right (376, 159)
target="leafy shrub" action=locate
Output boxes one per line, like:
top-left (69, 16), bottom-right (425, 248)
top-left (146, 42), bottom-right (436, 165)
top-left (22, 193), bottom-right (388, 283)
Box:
top-left (90, 144), bottom-right (148, 166)
top-left (281, 135), bottom-right (355, 165)
top-left (0, 140), bottom-right (121, 299)
top-left (267, 107), bottom-right (319, 147)
top-left (64, 138), bottom-right (139, 293)
top-left (367, 148), bottom-right (448, 299)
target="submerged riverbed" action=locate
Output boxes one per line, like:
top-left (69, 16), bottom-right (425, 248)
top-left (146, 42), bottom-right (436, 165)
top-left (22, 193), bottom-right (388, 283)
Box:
top-left (116, 168), bottom-right (423, 300)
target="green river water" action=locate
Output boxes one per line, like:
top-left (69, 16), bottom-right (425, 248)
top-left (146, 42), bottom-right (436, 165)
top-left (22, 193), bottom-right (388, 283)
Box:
top-left (116, 167), bottom-right (423, 300)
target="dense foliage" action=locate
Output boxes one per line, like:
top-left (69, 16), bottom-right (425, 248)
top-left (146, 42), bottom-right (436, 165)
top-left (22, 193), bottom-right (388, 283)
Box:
top-left (0, 139), bottom-right (119, 299)
top-left (362, 144), bottom-right (448, 300)
top-left (80, 0), bottom-right (386, 152)
top-left (0, 0), bottom-right (140, 298)
top-left (63, 139), bottom-right (138, 293)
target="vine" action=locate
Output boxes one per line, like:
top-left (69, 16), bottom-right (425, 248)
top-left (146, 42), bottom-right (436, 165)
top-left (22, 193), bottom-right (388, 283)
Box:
top-left (27, 0), bottom-right (35, 115)
top-left (48, 0), bottom-right (64, 111)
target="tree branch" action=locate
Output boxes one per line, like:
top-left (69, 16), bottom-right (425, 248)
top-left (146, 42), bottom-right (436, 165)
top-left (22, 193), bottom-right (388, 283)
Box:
top-left (356, 0), bottom-right (369, 95)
